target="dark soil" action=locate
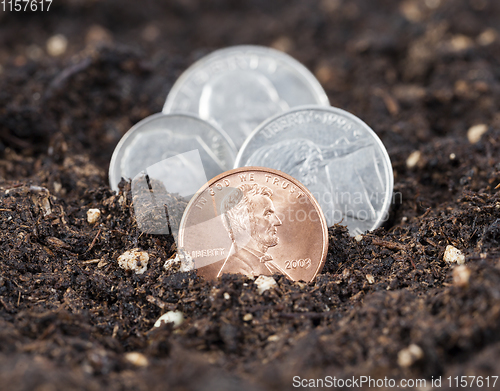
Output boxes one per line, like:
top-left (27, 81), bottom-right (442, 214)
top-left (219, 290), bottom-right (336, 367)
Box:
top-left (1, 0), bottom-right (500, 390)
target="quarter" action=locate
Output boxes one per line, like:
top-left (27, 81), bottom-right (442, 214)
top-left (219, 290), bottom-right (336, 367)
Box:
top-left (178, 167), bottom-right (328, 282)
top-left (163, 45), bottom-right (329, 150)
top-left (235, 106), bottom-right (394, 235)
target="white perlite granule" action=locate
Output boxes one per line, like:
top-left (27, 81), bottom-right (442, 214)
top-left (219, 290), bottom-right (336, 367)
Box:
top-left (254, 275), bottom-right (277, 294)
top-left (86, 208), bottom-right (101, 224)
top-left (467, 124), bottom-right (488, 144)
top-left (118, 249), bottom-right (149, 274)
top-left (243, 313), bottom-right (253, 322)
top-left (453, 265), bottom-right (471, 287)
top-left (124, 352), bottom-right (149, 367)
top-left (397, 344), bottom-right (424, 367)
top-left (46, 34), bottom-right (68, 57)
top-left (406, 150), bottom-right (421, 169)
top-left (164, 249), bottom-right (194, 273)
top-left (154, 311), bottom-right (184, 328)
top-left (443, 245), bottom-right (465, 265)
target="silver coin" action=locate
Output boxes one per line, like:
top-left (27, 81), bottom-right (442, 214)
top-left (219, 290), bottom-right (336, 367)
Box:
top-left (109, 113), bottom-right (237, 191)
top-left (234, 106), bottom-right (394, 236)
top-left (163, 45), bottom-right (329, 150)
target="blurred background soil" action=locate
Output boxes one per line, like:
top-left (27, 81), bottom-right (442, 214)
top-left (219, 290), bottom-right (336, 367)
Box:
top-left (1, 0), bottom-right (500, 389)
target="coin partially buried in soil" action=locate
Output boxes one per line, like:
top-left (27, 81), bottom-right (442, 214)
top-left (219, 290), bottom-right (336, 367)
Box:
top-left (108, 113), bottom-right (237, 192)
top-left (178, 167), bottom-right (328, 282)
top-left (235, 106), bottom-right (394, 236)
top-left (163, 45), bottom-right (329, 150)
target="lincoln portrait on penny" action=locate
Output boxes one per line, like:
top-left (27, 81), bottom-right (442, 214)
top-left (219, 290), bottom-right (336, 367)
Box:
top-left (218, 183), bottom-right (291, 278)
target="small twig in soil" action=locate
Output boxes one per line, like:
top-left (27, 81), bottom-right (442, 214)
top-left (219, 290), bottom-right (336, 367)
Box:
top-left (82, 259), bottom-right (101, 264)
top-left (45, 56), bottom-right (92, 99)
top-left (371, 238), bottom-right (406, 251)
top-left (146, 295), bottom-right (176, 310)
top-left (0, 297), bottom-right (13, 312)
top-left (85, 227), bottom-right (102, 254)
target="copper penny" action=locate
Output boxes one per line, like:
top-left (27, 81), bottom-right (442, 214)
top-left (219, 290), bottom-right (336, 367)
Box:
top-left (178, 167), bottom-right (328, 282)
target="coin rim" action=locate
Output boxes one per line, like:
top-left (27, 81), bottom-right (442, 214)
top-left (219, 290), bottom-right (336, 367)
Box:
top-left (178, 166), bottom-right (329, 282)
top-left (162, 45), bottom-right (330, 113)
top-left (108, 112), bottom-right (238, 192)
top-left (234, 105), bottom-right (394, 233)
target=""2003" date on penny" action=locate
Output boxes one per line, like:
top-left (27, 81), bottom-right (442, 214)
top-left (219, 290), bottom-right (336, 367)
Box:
top-left (285, 258), bottom-right (311, 270)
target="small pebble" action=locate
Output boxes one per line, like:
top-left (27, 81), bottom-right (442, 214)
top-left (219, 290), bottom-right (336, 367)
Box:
top-left (223, 292), bottom-right (231, 300)
top-left (355, 234), bottom-right (363, 242)
top-left (443, 245), bottom-right (465, 265)
top-left (85, 25), bottom-right (113, 47)
top-left (399, 1), bottom-right (423, 23)
top-left (467, 124), bottom-right (488, 144)
top-left (270, 36), bottom-right (294, 52)
top-left (450, 35), bottom-right (474, 52)
top-left (254, 275), bottom-right (277, 294)
top-left (477, 28), bottom-right (497, 46)
top-left (46, 34), bottom-right (68, 57)
top-left (53, 182), bottom-right (62, 194)
top-left (243, 313), bottom-right (253, 322)
top-left (393, 84), bottom-right (426, 104)
top-left (154, 311), bottom-right (184, 328)
top-left (366, 274), bottom-right (375, 284)
top-left (406, 150), bottom-right (421, 169)
top-left (398, 344), bottom-right (424, 367)
top-left (315, 64), bottom-right (336, 85)
top-left (118, 249), bottom-right (149, 274)
top-left (124, 352), bottom-right (148, 367)
top-left (141, 24), bottom-right (160, 42)
top-left (425, 0), bottom-right (440, 9)
top-left (87, 208), bottom-right (101, 224)
top-left (453, 265), bottom-right (471, 288)
top-left (267, 335), bottom-right (280, 342)
top-left (320, 0), bottom-right (341, 12)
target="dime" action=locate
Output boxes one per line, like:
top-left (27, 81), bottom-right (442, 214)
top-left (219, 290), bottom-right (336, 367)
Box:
top-left (234, 106), bottom-right (394, 236)
top-left (178, 167), bottom-right (328, 282)
top-left (163, 45), bottom-right (329, 150)
top-left (108, 113), bottom-right (237, 191)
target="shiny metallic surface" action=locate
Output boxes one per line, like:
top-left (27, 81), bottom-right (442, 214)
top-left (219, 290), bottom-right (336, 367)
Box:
top-left (108, 113), bottom-right (237, 191)
top-left (163, 45), bottom-right (329, 150)
top-left (178, 167), bottom-right (328, 282)
top-left (235, 106), bottom-right (394, 235)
